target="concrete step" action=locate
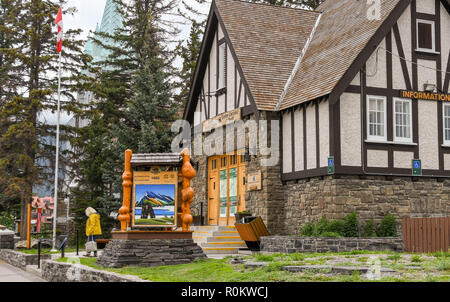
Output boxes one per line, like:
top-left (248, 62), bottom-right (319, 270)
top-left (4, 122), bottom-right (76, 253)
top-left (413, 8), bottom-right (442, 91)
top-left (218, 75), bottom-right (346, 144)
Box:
top-left (201, 242), bottom-right (247, 248)
top-left (207, 236), bottom-right (243, 243)
top-left (212, 230), bottom-right (239, 236)
top-left (203, 247), bottom-right (240, 254)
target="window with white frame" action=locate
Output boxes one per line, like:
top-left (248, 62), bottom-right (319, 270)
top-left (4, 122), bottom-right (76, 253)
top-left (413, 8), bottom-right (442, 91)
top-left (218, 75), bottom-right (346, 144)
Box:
top-left (217, 42), bottom-right (226, 90)
top-left (367, 96), bottom-right (387, 141)
top-left (444, 103), bottom-right (450, 145)
top-left (393, 98), bottom-right (412, 142)
top-left (416, 19), bottom-right (435, 52)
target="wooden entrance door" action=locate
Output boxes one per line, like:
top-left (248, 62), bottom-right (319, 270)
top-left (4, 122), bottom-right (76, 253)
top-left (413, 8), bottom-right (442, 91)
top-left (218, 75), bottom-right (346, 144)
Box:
top-left (208, 152), bottom-right (246, 226)
top-left (208, 158), bottom-right (219, 225)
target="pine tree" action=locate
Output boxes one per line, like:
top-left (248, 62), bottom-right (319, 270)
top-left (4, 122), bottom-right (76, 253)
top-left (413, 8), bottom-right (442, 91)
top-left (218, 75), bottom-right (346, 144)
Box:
top-left (174, 20), bottom-right (203, 109)
top-left (0, 0), bottom-right (92, 238)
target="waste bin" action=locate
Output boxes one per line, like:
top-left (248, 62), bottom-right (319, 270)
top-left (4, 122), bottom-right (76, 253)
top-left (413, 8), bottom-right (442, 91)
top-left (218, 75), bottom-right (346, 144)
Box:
top-left (234, 216), bottom-right (269, 251)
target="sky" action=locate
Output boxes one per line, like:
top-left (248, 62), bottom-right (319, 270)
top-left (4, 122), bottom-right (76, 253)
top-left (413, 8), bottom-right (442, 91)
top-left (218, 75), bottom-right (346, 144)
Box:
top-left (42, 0), bottom-right (210, 125)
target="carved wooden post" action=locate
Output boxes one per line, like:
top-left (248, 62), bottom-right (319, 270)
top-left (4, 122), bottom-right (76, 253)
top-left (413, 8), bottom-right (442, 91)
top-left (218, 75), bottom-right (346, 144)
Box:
top-left (180, 148), bottom-right (196, 231)
top-left (119, 149), bottom-right (133, 231)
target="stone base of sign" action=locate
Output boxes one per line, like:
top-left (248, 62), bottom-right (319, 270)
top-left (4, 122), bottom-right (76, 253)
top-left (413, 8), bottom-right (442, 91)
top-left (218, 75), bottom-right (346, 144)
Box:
top-left (96, 238), bottom-right (207, 268)
top-left (111, 230), bottom-right (193, 240)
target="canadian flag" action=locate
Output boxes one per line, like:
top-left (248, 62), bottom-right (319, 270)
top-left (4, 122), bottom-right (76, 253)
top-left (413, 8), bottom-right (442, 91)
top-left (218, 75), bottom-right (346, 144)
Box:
top-left (55, 7), bottom-right (63, 53)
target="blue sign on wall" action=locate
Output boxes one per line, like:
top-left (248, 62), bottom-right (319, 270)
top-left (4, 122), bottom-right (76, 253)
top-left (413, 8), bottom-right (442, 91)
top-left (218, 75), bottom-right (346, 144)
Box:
top-left (412, 159), bottom-right (422, 176)
top-left (328, 156), bottom-right (335, 174)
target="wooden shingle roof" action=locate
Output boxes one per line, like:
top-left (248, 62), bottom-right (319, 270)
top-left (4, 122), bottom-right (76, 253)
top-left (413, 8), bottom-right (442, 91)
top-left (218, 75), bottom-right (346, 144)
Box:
top-left (215, 0), bottom-right (321, 111)
top-left (279, 0), bottom-right (402, 110)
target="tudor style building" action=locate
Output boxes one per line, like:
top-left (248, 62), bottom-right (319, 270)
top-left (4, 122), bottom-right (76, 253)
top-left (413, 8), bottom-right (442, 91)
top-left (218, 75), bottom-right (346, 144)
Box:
top-left (184, 0), bottom-right (450, 234)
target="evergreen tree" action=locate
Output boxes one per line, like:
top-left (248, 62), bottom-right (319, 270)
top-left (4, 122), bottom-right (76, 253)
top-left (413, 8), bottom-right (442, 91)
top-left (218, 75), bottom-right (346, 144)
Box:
top-left (0, 0), bottom-right (91, 238)
top-left (70, 0), bottom-right (180, 232)
top-left (174, 20), bottom-right (203, 109)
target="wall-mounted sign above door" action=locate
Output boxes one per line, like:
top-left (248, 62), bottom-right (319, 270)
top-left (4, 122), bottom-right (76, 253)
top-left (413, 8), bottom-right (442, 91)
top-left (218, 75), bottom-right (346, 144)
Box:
top-left (202, 108), bottom-right (242, 132)
top-left (401, 90), bottom-right (450, 102)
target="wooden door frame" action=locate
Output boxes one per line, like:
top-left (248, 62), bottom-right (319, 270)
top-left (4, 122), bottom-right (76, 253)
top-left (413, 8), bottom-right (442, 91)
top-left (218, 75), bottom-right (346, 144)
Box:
top-left (207, 151), bottom-right (246, 226)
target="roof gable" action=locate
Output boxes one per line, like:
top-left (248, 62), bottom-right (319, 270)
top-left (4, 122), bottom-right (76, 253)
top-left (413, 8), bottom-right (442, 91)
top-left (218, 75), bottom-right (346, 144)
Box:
top-left (280, 0), bottom-right (405, 110)
top-left (215, 0), bottom-right (320, 111)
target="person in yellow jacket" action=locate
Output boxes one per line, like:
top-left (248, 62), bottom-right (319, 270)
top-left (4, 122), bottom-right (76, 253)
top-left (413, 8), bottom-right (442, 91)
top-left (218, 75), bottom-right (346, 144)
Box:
top-left (85, 207), bottom-right (102, 257)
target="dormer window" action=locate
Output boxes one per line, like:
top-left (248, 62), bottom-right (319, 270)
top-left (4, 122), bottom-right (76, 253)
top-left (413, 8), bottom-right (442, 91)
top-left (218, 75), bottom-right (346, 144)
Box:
top-left (416, 19), bottom-right (435, 52)
top-left (217, 42), bottom-right (226, 91)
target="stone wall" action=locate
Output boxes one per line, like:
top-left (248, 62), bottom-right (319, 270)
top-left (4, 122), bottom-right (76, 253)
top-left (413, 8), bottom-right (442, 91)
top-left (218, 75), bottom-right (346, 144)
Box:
top-left (190, 111), bottom-right (287, 234)
top-left (0, 229), bottom-right (14, 249)
top-left (283, 175), bottom-right (450, 235)
top-left (260, 236), bottom-right (404, 254)
top-left (41, 260), bottom-right (147, 282)
top-left (0, 250), bottom-right (51, 270)
top-left (96, 239), bottom-right (206, 268)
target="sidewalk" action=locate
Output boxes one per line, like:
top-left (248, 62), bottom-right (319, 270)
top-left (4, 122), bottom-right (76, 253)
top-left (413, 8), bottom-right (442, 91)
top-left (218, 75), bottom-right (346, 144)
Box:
top-left (0, 260), bottom-right (46, 282)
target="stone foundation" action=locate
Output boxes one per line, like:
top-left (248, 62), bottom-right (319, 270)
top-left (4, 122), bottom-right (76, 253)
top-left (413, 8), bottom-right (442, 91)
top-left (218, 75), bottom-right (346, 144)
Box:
top-left (96, 239), bottom-right (206, 268)
top-left (41, 260), bottom-right (147, 282)
top-left (0, 249), bottom-right (51, 270)
top-left (260, 236), bottom-right (404, 253)
top-left (283, 175), bottom-right (450, 235)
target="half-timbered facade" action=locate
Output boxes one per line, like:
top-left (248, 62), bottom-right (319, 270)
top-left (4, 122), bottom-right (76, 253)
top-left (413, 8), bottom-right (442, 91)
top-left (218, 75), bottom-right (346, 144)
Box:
top-left (184, 0), bottom-right (450, 234)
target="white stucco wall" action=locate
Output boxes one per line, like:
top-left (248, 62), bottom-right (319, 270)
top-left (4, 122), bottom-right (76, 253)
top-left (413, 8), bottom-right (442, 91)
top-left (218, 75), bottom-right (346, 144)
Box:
top-left (340, 93), bottom-right (361, 166)
top-left (417, 59), bottom-right (437, 92)
top-left (209, 35), bottom-right (217, 118)
top-left (306, 104), bottom-right (316, 170)
top-left (441, 3), bottom-right (450, 92)
top-left (226, 46), bottom-right (235, 112)
top-left (319, 100), bottom-right (329, 167)
top-left (350, 72), bottom-right (360, 86)
top-left (418, 100), bottom-right (439, 169)
top-left (367, 149), bottom-right (388, 167)
top-left (416, 0), bottom-right (435, 15)
top-left (444, 154), bottom-right (450, 170)
top-left (395, 4), bottom-right (412, 89)
top-left (392, 32), bottom-right (407, 90)
top-left (393, 151), bottom-right (414, 169)
top-left (282, 111), bottom-right (292, 173)
top-left (366, 38), bottom-right (387, 88)
top-left (294, 108), bottom-right (304, 171)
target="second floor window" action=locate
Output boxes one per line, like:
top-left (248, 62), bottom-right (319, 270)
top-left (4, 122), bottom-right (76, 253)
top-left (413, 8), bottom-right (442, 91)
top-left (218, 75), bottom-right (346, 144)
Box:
top-left (417, 19), bottom-right (435, 52)
top-left (218, 42), bottom-right (226, 90)
top-left (444, 103), bottom-right (450, 146)
top-left (367, 95), bottom-right (387, 141)
top-left (393, 98), bottom-right (412, 142)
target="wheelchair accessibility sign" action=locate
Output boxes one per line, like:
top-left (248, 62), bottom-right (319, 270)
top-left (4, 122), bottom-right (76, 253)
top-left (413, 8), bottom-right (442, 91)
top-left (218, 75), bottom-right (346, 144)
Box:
top-left (412, 159), bottom-right (422, 176)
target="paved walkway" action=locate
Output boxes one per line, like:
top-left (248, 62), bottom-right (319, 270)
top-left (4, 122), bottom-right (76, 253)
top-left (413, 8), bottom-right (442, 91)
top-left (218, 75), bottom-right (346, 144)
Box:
top-left (0, 260), bottom-right (46, 282)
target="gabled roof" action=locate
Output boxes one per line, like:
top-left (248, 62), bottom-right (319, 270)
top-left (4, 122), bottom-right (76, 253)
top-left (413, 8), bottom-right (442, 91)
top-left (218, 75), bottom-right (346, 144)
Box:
top-left (279, 0), bottom-right (403, 110)
top-left (186, 0), bottom-right (425, 116)
top-left (215, 0), bottom-right (321, 111)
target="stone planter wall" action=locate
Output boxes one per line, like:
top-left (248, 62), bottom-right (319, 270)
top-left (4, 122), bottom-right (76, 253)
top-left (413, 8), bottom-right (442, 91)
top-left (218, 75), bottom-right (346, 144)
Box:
top-left (260, 236), bottom-right (404, 254)
top-left (41, 260), bottom-right (147, 282)
top-left (96, 239), bottom-right (207, 268)
top-left (0, 249), bottom-right (51, 270)
top-left (0, 230), bottom-right (14, 249)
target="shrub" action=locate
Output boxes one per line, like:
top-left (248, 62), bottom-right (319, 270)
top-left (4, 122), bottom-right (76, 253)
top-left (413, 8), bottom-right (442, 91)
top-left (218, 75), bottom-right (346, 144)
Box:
top-left (363, 219), bottom-right (377, 237)
top-left (299, 221), bottom-right (315, 236)
top-left (312, 217), bottom-right (331, 237)
top-left (0, 212), bottom-right (15, 230)
top-left (411, 255), bottom-right (422, 263)
top-left (377, 214), bottom-right (397, 237)
top-left (318, 232), bottom-right (341, 238)
top-left (343, 212), bottom-right (360, 237)
top-left (328, 219), bottom-right (344, 235)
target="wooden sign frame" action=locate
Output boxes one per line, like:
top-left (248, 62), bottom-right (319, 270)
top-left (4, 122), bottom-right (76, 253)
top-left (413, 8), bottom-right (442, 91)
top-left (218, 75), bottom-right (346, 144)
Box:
top-left (131, 167), bottom-right (178, 228)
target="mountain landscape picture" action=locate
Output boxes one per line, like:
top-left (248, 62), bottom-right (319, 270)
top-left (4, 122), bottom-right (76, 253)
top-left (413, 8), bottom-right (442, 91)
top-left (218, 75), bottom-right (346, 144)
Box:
top-left (134, 184), bottom-right (176, 226)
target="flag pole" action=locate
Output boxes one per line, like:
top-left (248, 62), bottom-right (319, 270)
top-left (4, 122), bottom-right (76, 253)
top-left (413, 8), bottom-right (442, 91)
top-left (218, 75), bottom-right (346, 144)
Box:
top-left (52, 49), bottom-right (62, 251)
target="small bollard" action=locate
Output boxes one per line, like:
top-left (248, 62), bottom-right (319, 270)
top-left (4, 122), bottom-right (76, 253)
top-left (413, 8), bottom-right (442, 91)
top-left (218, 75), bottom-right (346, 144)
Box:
top-left (76, 230), bottom-right (79, 256)
top-left (58, 237), bottom-right (68, 259)
top-left (37, 238), bottom-right (42, 269)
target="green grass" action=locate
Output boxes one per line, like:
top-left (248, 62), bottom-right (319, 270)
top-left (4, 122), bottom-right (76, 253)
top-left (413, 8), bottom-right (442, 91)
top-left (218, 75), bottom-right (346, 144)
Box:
top-left (52, 250), bottom-right (450, 282)
top-left (16, 247), bottom-right (82, 254)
